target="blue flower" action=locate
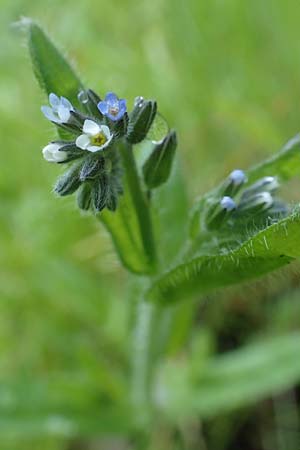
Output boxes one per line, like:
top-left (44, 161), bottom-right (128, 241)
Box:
top-left (41, 93), bottom-right (74, 124)
top-left (97, 92), bottom-right (127, 121)
top-left (220, 196), bottom-right (236, 211)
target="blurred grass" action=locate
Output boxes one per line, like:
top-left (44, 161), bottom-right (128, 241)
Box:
top-left (1, 0), bottom-right (300, 448)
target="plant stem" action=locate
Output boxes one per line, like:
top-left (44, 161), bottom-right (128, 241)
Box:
top-left (119, 139), bottom-right (157, 271)
top-left (131, 298), bottom-right (156, 427)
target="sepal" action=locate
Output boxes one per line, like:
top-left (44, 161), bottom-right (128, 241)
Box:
top-left (80, 153), bottom-right (105, 180)
top-left (54, 160), bottom-right (82, 196)
top-left (55, 142), bottom-right (85, 163)
top-left (91, 173), bottom-right (109, 212)
top-left (77, 182), bottom-right (92, 210)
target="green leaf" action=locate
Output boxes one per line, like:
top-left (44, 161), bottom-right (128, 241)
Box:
top-left (147, 211), bottom-right (300, 304)
top-left (143, 131), bottom-right (177, 189)
top-left (158, 332), bottom-right (300, 420)
top-left (26, 19), bottom-right (83, 106)
top-left (152, 158), bottom-right (189, 266)
top-left (247, 133), bottom-right (300, 183)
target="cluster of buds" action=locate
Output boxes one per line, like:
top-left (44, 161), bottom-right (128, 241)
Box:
top-left (204, 170), bottom-right (288, 230)
top-left (41, 90), bottom-right (176, 213)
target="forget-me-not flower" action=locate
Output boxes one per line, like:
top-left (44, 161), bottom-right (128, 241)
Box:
top-left (41, 93), bottom-right (74, 124)
top-left (42, 142), bottom-right (68, 163)
top-left (97, 92), bottom-right (127, 121)
top-left (76, 119), bottom-right (113, 152)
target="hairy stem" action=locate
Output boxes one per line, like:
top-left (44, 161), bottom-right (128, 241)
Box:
top-left (131, 299), bottom-right (156, 427)
top-left (119, 139), bottom-right (157, 271)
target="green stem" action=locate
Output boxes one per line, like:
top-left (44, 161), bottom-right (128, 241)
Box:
top-left (119, 139), bottom-right (157, 271)
top-left (131, 298), bottom-right (156, 427)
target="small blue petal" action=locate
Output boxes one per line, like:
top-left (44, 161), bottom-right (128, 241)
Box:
top-left (105, 92), bottom-right (118, 105)
top-left (49, 93), bottom-right (59, 107)
top-left (118, 99), bottom-right (127, 113)
top-left (60, 96), bottom-right (73, 110)
top-left (41, 105), bottom-right (59, 123)
top-left (98, 101), bottom-right (108, 115)
top-left (221, 196), bottom-right (236, 211)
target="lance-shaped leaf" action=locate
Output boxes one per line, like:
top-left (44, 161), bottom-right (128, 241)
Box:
top-left (147, 210), bottom-right (300, 304)
top-left (143, 130), bottom-right (177, 189)
top-left (26, 19), bottom-right (83, 106)
top-left (247, 133), bottom-right (300, 183)
top-left (157, 332), bottom-right (300, 421)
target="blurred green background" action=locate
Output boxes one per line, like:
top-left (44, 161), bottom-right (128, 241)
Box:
top-left (1, 0), bottom-right (300, 449)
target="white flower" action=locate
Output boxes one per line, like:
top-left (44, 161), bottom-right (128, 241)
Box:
top-left (42, 143), bottom-right (68, 163)
top-left (76, 119), bottom-right (112, 153)
top-left (41, 93), bottom-right (74, 124)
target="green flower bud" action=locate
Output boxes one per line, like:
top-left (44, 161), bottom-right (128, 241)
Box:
top-left (241, 176), bottom-right (279, 201)
top-left (206, 196), bottom-right (236, 230)
top-left (238, 191), bottom-right (273, 215)
top-left (77, 182), bottom-right (92, 210)
top-left (80, 154), bottom-right (105, 181)
top-left (91, 173), bottom-right (109, 212)
top-left (54, 161), bottom-right (82, 196)
top-left (126, 98), bottom-right (157, 144)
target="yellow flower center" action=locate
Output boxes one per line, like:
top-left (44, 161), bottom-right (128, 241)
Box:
top-left (91, 132), bottom-right (107, 147)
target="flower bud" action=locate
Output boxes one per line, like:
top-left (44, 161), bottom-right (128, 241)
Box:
top-left (91, 173), bottom-right (109, 212)
top-left (42, 143), bottom-right (68, 163)
top-left (80, 154), bottom-right (105, 181)
top-left (206, 196), bottom-right (236, 229)
top-left (221, 169), bottom-right (247, 197)
top-left (221, 196), bottom-right (237, 211)
top-left (54, 161), bottom-right (82, 196)
top-left (238, 191), bottom-right (273, 215)
top-left (241, 176), bottom-right (279, 200)
top-left (77, 183), bottom-right (92, 211)
top-left (126, 98), bottom-right (157, 144)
